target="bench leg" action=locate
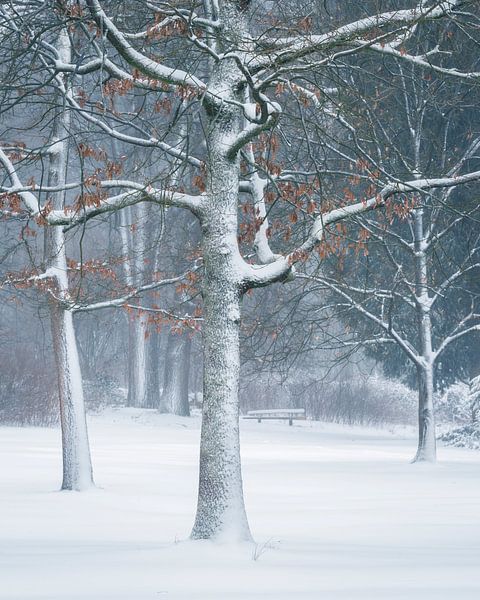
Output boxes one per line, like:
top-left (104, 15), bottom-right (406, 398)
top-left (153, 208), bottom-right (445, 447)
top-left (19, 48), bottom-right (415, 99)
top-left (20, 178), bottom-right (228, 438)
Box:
top-left (289, 418), bottom-right (293, 426)
top-left (258, 418), bottom-right (261, 423)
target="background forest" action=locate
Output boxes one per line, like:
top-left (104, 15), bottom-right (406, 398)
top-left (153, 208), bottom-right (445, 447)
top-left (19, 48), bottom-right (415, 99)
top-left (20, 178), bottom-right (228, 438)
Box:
top-left (1, 0), bottom-right (479, 444)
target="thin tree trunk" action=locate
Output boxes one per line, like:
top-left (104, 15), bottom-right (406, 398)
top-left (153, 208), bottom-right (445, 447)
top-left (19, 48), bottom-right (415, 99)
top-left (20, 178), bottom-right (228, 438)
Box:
top-left (126, 314), bottom-right (137, 406)
top-left (144, 324), bottom-right (160, 408)
top-left (412, 208), bottom-right (437, 462)
top-left (120, 202), bottom-right (152, 408)
top-left (413, 363), bottom-right (436, 462)
top-left (49, 298), bottom-right (94, 490)
top-left (160, 333), bottom-right (190, 416)
top-left (46, 27), bottom-right (93, 489)
top-left (126, 310), bottom-right (148, 407)
top-left (179, 335), bottom-right (192, 416)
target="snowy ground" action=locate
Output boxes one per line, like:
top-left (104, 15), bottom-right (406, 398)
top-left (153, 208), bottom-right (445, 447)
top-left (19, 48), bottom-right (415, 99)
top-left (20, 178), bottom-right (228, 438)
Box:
top-left (1, 409), bottom-right (479, 600)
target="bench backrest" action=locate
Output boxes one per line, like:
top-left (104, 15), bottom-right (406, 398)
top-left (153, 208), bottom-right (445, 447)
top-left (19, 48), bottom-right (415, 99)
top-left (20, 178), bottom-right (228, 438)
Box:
top-left (246, 408), bottom-right (305, 417)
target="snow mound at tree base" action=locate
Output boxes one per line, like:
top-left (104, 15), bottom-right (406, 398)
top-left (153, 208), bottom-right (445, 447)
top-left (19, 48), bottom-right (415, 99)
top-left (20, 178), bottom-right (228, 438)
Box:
top-left (439, 425), bottom-right (480, 450)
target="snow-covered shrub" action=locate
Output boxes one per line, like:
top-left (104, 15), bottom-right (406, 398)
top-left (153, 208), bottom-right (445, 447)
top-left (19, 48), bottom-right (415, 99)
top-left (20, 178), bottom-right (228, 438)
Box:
top-left (83, 377), bottom-right (126, 412)
top-left (240, 372), bottom-right (416, 426)
top-left (298, 375), bottom-right (417, 426)
top-left (439, 425), bottom-right (480, 450)
top-left (0, 348), bottom-right (58, 426)
top-left (438, 377), bottom-right (480, 450)
top-left (436, 381), bottom-right (471, 425)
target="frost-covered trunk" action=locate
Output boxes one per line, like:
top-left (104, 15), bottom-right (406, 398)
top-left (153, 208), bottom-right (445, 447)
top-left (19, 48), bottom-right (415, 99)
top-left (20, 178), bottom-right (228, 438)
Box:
top-left (144, 324), bottom-right (160, 408)
top-left (120, 203), bottom-right (151, 408)
top-left (46, 28), bottom-right (93, 490)
top-left (49, 296), bottom-right (94, 490)
top-left (191, 252), bottom-right (250, 540)
top-left (160, 333), bottom-right (191, 416)
top-left (414, 363), bottom-right (436, 462)
top-left (412, 209), bottom-right (436, 462)
top-left (180, 335), bottom-right (192, 416)
top-left (191, 4), bottom-right (251, 539)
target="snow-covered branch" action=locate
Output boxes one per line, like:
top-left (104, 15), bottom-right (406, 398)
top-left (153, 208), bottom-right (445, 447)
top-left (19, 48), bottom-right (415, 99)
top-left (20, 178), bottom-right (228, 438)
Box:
top-left (56, 184), bottom-right (202, 230)
top-left (431, 262), bottom-right (480, 307)
top-left (243, 170), bottom-right (480, 288)
top-left (252, 1), bottom-right (464, 72)
top-left (298, 273), bottom-right (421, 365)
top-left (85, 0), bottom-right (207, 92)
top-left (358, 39), bottom-right (480, 83)
top-left (1, 144), bottom-right (202, 227)
top-left (435, 323), bottom-right (480, 358)
top-left (72, 270), bottom-right (196, 313)
top-left (226, 110), bottom-right (280, 160)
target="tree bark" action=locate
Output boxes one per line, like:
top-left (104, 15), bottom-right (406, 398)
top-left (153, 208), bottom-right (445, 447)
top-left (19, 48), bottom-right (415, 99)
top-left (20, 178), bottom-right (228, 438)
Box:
top-left (191, 4), bottom-right (252, 538)
top-left (160, 333), bottom-right (191, 416)
top-left (126, 310), bottom-right (148, 407)
top-left (179, 335), bottom-right (192, 416)
top-left (412, 208), bottom-right (437, 462)
top-left (191, 272), bottom-right (251, 541)
top-left (413, 363), bottom-right (436, 462)
top-left (49, 297), bottom-right (94, 490)
top-left (46, 27), bottom-right (94, 489)
top-left (144, 324), bottom-right (161, 408)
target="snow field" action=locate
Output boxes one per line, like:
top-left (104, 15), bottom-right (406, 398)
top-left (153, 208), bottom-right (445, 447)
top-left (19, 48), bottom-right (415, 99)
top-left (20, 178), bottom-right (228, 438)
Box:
top-left (1, 409), bottom-right (479, 599)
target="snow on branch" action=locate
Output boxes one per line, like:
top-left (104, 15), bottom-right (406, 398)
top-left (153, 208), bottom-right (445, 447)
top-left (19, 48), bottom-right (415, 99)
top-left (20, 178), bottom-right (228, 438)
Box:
top-left (123, 11), bottom-right (219, 41)
top-left (226, 110), bottom-right (280, 160)
top-left (297, 273), bottom-right (422, 365)
top-left (85, 0), bottom-right (207, 92)
top-left (357, 39), bottom-right (480, 83)
top-left (242, 170), bottom-right (480, 289)
top-left (123, 305), bottom-right (203, 331)
top-left (243, 147), bottom-right (280, 266)
top-left (252, 1), bottom-right (464, 72)
top-left (430, 262), bottom-right (480, 308)
top-left (72, 269), bottom-right (198, 313)
top-left (1, 143), bottom-right (202, 228)
top-left (0, 148), bottom-right (39, 214)
top-left (435, 320), bottom-right (480, 358)
top-left (56, 184), bottom-right (202, 230)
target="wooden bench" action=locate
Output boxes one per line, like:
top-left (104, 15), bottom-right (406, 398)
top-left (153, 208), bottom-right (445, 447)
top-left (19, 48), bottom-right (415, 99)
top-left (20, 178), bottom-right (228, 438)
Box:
top-left (243, 408), bottom-right (306, 426)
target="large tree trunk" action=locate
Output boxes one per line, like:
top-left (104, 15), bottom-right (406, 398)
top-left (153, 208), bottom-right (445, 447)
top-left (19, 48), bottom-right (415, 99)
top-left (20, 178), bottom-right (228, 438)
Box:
top-left (159, 333), bottom-right (191, 416)
top-left (191, 271), bottom-right (250, 541)
top-left (191, 4), bottom-right (252, 538)
top-left (46, 27), bottom-right (93, 490)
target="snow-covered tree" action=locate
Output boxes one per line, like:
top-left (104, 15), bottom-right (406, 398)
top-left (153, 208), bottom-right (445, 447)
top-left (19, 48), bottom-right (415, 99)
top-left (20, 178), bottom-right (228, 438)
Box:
top-left (2, 0), bottom-right (480, 539)
top-left (0, 6), bottom-right (193, 485)
top-left (299, 52), bottom-right (480, 462)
